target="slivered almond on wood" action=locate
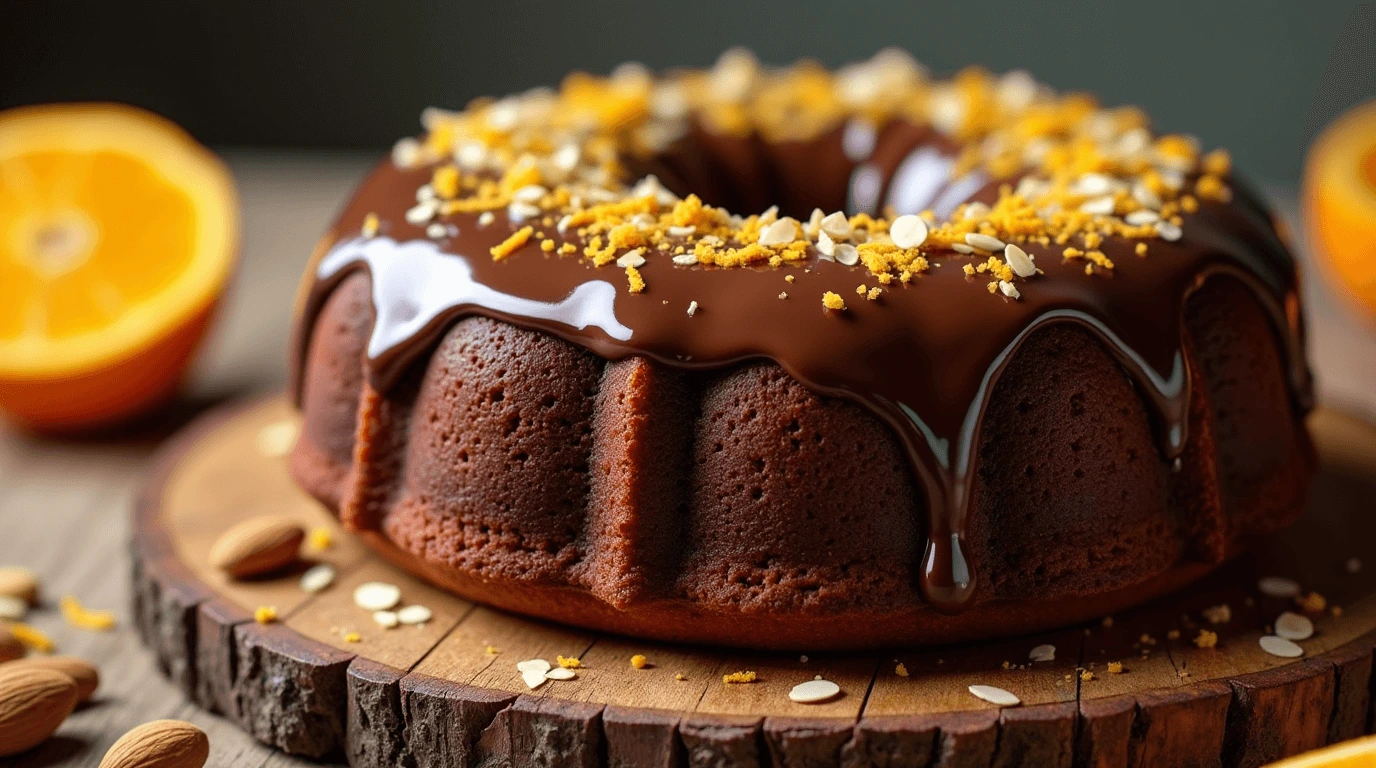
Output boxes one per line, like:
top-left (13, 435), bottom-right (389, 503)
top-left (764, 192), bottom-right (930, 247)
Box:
top-left (208, 517), bottom-right (305, 578)
top-left (0, 667), bottom-right (79, 757)
top-left (2, 656), bottom-right (100, 702)
top-left (99, 719), bottom-right (209, 768)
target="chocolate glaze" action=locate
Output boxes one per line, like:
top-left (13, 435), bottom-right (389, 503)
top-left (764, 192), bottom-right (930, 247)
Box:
top-left (291, 124), bottom-right (1310, 615)
top-left (844, 120), bottom-right (988, 219)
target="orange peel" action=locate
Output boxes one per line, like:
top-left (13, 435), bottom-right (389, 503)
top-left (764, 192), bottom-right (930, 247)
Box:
top-left (1304, 99), bottom-right (1376, 319)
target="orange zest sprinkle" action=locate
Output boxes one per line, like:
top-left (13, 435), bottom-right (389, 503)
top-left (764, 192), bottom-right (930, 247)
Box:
top-left (308, 527), bottom-right (333, 551)
top-left (490, 226), bottom-right (534, 261)
top-left (387, 53), bottom-right (1236, 306)
top-left (60, 595), bottom-right (116, 631)
top-left (9, 623), bottom-right (55, 653)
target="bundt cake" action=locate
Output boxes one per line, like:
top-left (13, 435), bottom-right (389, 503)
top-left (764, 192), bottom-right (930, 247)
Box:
top-left (289, 50), bottom-right (1313, 650)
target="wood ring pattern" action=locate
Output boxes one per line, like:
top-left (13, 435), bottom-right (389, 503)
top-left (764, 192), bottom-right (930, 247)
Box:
top-left (131, 396), bottom-right (1376, 768)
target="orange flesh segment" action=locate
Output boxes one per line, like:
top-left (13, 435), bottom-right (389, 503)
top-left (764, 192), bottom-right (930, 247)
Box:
top-left (0, 104), bottom-right (236, 380)
top-left (0, 151), bottom-right (197, 340)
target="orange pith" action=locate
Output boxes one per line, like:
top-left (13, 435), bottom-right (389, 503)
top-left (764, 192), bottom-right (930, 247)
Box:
top-left (1303, 99), bottom-right (1376, 320)
top-left (0, 104), bottom-right (238, 430)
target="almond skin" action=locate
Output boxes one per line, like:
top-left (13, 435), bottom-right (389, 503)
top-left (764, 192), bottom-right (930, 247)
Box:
top-left (207, 516), bottom-right (304, 578)
top-left (1, 656), bottom-right (99, 702)
top-left (0, 667), bottom-right (79, 756)
top-left (100, 719), bottom-right (209, 768)
top-left (0, 625), bottom-right (23, 663)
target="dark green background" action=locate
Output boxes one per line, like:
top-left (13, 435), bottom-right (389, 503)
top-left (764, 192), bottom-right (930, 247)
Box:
top-left (3, 1), bottom-right (1373, 184)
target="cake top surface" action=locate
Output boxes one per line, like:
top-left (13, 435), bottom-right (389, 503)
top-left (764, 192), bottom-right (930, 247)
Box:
top-left (294, 50), bottom-right (1309, 614)
top-left (385, 48), bottom-right (1231, 304)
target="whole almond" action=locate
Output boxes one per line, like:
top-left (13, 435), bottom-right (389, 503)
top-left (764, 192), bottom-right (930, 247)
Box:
top-left (0, 625), bottom-right (23, 663)
top-left (0, 667), bottom-right (79, 756)
top-left (208, 516), bottom-right (304, 578)
top-left (2, 656), bottom-right (99, 702)
top-left (0, 567), bottom-right (39, 605)
top-left (100, 719), bottom-right (208, 768)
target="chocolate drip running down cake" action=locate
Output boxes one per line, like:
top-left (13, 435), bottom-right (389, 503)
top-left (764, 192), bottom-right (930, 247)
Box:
top-left (290, 50), bottom-right (1313, 649)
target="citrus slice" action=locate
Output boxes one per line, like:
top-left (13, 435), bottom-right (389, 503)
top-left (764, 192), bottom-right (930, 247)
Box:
top-left (1265, 734), bottom-right (1376, 767)
top-left (0, 103), bottom-right (238, 430)
top-left (1304, 99), bottom-right (1376, 319)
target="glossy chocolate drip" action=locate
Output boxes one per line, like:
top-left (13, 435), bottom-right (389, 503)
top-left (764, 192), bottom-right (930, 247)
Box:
top-left (291, 127), bottom-right (1310, 615)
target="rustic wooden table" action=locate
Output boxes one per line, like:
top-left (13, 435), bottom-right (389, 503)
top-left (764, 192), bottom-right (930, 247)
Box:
top-left (0, 158), bottom-right (1373, 767)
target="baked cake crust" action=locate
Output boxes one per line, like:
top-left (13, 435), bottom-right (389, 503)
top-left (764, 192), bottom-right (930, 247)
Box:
top-left (289, 51), bottom-right (1312, 649)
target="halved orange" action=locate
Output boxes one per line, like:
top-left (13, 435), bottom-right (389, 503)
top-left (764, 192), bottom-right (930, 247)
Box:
top-left (1265, 734), bottom-right (1376, 767)
top-left (0, 103), bottom-right (238, 431)
top-left (1304, 99), bottom-right (1376, 320)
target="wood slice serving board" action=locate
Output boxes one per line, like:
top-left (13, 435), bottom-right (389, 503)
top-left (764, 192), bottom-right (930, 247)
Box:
top-left (131, 396), bottom-right (1376, 768)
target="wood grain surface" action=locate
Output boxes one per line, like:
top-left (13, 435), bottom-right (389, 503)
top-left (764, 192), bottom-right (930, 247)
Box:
top-left (0, 159), bottom-right (1373, 768)
top-left (121, 397), bottom-right (1376, 768)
